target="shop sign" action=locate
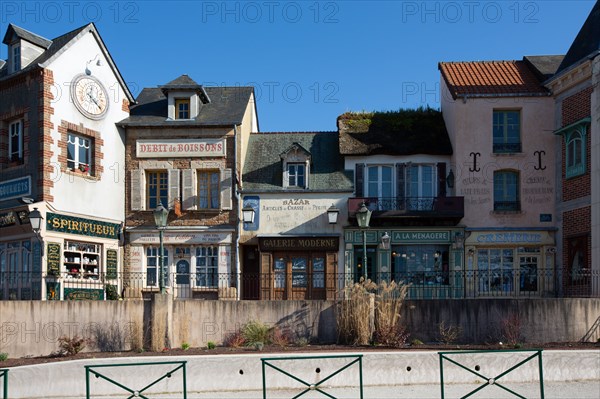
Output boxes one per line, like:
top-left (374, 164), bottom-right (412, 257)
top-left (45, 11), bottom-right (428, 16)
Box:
top-left (129, 232), bottom-right (231, 245)
top-left (475, 232), bottom-right (543, 244)
top-left (392, 231), bottom-right (450, 243)
top-left (46, 213), bottom-right (120, 239)
top-left (46, 242), bottom-right (61, 275)
top-left (106, 249), bottom-right (118, 279)
top-left (0, 175), bottom-right (31, 201)
top-left (136, 139), bottom-right (226, 158)
top-left (259, 237), bottom-right (339, 252)
top-left (64, 288), bottom-right (104, 300)
top-left (0, 211), bottom-right (18, 227)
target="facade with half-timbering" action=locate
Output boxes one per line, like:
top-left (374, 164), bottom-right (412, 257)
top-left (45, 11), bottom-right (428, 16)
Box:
top-left (118, 75), bottom-right (258, 299)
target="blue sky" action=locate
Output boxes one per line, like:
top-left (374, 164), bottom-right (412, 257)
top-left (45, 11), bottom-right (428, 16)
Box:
top-left (0, 1), bottom-right (596, 131)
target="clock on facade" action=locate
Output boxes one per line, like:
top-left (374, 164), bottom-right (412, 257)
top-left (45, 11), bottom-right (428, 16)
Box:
top-left (70, 74), bottom-right (109, 120)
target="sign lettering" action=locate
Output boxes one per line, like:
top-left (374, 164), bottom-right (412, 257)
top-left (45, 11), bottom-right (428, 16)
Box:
top-left (106, 249), bottom-right (118, 279)
top-left (46, 242), bottom-right (61, 275)
top-left (46, 213), bottom-right (120, 239)
top-left (0, 176), bottom-right (31, 201)
top-left (136, 139), bottom-right (226, 158)
top-left (259, 237), bottom-right (339, 251)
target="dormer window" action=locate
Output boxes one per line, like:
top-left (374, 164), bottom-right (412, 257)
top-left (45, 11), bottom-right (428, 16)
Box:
top-left (280, 142), bottom-right (311, 189)
top-left (175, 99), bottom-right (190, 119)
top-left (287, 163), bottom-right (306, 188)
top-left (11, 44), bottom-right (20, 72)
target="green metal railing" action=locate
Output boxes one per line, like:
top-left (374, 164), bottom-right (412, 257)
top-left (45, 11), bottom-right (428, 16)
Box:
top-left (85, 361), bottom-right (187, 399)
top-left (261, 354), bottom-right (363, 399)
top-left (0, 369), bottom-right (7, 399)
top-left (438, 349), bottom-right (544, 399)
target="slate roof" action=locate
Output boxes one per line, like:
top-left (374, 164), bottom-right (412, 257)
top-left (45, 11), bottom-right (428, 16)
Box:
top-left (242, 132), bottom-right (353, 192)
top-left (2, 24), bottom-right (53, 48)
top-left (0, 24), bottom-right (87, 79)
top-left (0, 24), bottom-right (134, 101)
top-left (523, 55), bottom-right (565, 80)
top-left (118, 84), bottom-right (254, 127)
top-left (338, 108), bottom-right (452, 156)
top-left (556, 1), bottom-right (600, 75)
top-left (438, 60), bottom-right (550, 99)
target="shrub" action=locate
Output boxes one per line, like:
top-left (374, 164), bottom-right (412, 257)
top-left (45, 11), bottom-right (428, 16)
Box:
top-left (374, 280), bottom-right (409, 347)
top-left (206, 341), bottom-right (216, 350)
top-left (271, 326), bottom-right (293, 347)
top-left (411, 338), bottom-right (423, 346)
top-left (438, 321), bottom-right (462, 345)
top-left (336, 278), bottom-right (376, 345)
top-left (242, 320), bottom-right (270, 346)
top-left (56, 336), bottom-right (87, 356)
top-left (500, 313), bottom-right (522, 347)
top-left (337, 278), bottom-right (409, 347)
top-left (181, 342), bottom-right (190, 351)
top-left (0, 353), bottom-right (7, 362)
top-left (224, 330), bottom-right (246, 348)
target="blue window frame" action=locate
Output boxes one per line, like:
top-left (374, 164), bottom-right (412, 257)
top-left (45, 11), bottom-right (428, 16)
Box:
top-left (565, 125), bottom-right (587, 179)
top-left (494, 170), bottom-right (520, 211)
top-left (493, 111), bottom-right (521, 153)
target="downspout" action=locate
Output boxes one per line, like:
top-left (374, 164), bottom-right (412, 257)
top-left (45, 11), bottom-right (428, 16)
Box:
top-left (233, 124), bottom-right (241, 300)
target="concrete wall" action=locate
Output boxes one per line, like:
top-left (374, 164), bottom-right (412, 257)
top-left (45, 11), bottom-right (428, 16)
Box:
top-left (5, 350), bottom-right (600, 399)
top-left (402, 298), bottom-right (600, 343)
top-left (1, 298), bottom-right (599, 359)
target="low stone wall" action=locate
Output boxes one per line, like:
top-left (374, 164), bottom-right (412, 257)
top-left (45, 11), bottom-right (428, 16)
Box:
top-left (0, 298), bottom-right (598, 358)
top-left (402, 298), bottom-right (600, 344)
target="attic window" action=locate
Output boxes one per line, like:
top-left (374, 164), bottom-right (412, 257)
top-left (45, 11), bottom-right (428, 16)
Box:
top-left (11, 44), bottom-right (20, 72)
top-left (175, 99), bottom-right (190, 119)
top-left (287, 163), bottom-right (306, 188)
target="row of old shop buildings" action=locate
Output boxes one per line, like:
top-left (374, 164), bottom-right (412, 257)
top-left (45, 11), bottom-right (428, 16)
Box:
top-left (1, 5), bottom-right (599, 301)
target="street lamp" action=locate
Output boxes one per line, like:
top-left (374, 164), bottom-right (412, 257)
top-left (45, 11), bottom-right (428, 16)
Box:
top-left (153, 202), bottom-right (169, 294)
top-left (242, 205), bottom-right (255, 224)
top-left (327, 204), bottom-right (340, 224)
top-left (29, 207), bottom-right (44, 256)
top-left (356, 202), bottom-right (372, 280)
top-left (381, 232), bottom-right (391, 250)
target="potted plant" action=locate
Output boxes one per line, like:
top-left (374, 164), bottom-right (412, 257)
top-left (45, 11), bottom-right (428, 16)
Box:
top-left (78, 164), bottom-right (89, 173)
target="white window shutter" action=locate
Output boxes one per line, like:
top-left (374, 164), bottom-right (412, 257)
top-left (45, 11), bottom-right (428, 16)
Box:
top-left (130, 169), bottom-right (143, 211)
top-left (168, 169), bottom-right (180, 209)
top-left (220, 168), bottom-right (232, 210)
top-left (182, 169), bottom-right (195, 210)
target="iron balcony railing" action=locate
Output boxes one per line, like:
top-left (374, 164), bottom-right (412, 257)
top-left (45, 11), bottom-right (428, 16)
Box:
top-left (348, 196), bottom-right (464, 218)
top-left (1, 269), bottom-right (599, 300)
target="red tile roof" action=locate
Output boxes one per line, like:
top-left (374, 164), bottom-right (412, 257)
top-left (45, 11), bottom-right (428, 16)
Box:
top-left (439, 61), bottom-right (549, 99)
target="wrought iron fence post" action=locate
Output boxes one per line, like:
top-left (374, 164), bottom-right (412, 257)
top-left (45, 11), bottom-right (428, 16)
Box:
top-left (1, 369), bottom-right (8, 399)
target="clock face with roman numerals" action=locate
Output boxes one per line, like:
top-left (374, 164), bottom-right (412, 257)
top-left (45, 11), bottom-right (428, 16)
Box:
top-left (70, 74), bottom-right (109, 120)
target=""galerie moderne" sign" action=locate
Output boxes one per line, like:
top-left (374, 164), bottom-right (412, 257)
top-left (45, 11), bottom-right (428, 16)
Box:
top-left (136, 139), bottom-right (226, 158)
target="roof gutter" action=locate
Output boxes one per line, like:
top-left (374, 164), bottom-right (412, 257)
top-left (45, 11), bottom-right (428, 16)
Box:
top-left (457, 92), bottom-right (551, 102)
